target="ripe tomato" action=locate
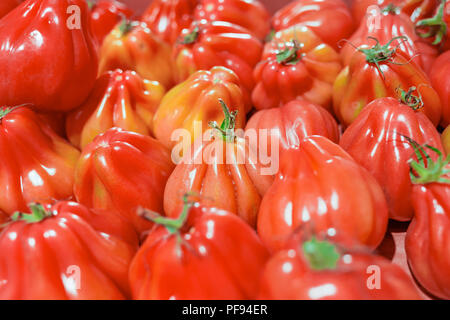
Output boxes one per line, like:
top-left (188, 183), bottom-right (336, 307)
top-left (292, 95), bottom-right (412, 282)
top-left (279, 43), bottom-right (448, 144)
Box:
top-left (153, 66), bottom-right (247, 151)
top-left (37, 111), bottom-right (67, 138)
top-left (0, 106), bottom-right (80, 216)
top-left (252, 25), bottom-right (342, 111)
top-left (173, 20), bottom-right (263, 93)
top-left (0, 201), bottom-right (138, 299)
top-left (272, 0), bottom-right (354, 50)
top-left (74, 128), bottom-right (174, 238)
top-left (129, 197), bottom-right (269, 299)
top-left (415, 0), bottom-right (450, 51)
top-left (340, 8), bottom-right (437, 73)
top-left (430, 50), bottom-right (450, 127)
top-left (257, 136), bottom-right (389, 252)
top-left (443, 125), bottom-right (450, 154)
top-left (405, 143), bottom-right (450, 299)
top-left (0, 0), bottom-right (98, 112)
top-left (333, 37), bottom-right (442, 127)
top-left (99, 20), bottom-right (174, 89)
top-left (340, 95), bottom-right (443, 221)
top-left (0, 0), bottom-right (22, 19)
top-left (88, 0), bottom-right (134, 46)
top-left (259, 237), bottom-right (422, 300)
top-left (66, 69), bottom-right (165, 149)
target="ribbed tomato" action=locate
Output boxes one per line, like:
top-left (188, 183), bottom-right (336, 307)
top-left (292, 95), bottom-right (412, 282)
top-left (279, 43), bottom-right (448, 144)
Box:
top-left (67, 69), bottom-right (165, 149)
top-left (129, 197), bottom-right (269, 299)
top-left (257, 135), bottom-right (389, 252)
top-left (0, 201), bottom-right (138, 299)
top-left (74, 128), bottom-right (174, 238)
top-left (0, 0), bottom-right (22, 19)
top-left (430, 50), bottom-right (450, 127)
top-left (0, 106), bottom-right (80, 215)
top-left (99, 20), bottom-right (174, 89)
top-left (252, 25), bottom-right (342, 111)
top-left (340, 95), bottom-right (443, 221)
top-left (272, 0), bottom-right (354, 50)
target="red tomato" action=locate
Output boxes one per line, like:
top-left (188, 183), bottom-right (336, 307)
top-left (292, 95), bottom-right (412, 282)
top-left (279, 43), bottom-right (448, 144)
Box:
top-left (74, 128), bottom-right (174, 237)
top-left (173, 20), bottom-right (263, 94)
top-left (415, 0), bottom-right (450, 51)
top-left (272, 0), bottom-right (354, 50)
top-left (0, 0), bottom-right (22, 19)
top-left (88, 0), bottom-right (134, 46)
top-left (0, 201), bottom-right (138, 299)
top-left (252, 26), bottom-right (342, 111)
top-left (37, 111), bottom-right (67, 138)
top-left (129, 197), bottom-right (269, 299)
top-left (0, 106), bottom-right (80, 215)
top-left (257, 135), bottom-right (389, 252)
top-left (66, 69), bottom-right (165, 149)
top-left (443, 125), bottom-right (450, 155)
top-left (340, 9), bottom-right (437, 73)
top-left (259, 237), bottom-right (422, 299)
top-left (430, 50), bottom-right (450, 127)
top-left (340, 95), bottom-right (443, 221)
top-left (333, 37), bottom-right (442, 127)
top-left (0, 0), bottom-right (98, 112)
top-left (405, 143), bottom-right (450, 299)
top-left (164, 101), bottom-right (266, 227)
top-left (99, 20), bottom-right (174, 89)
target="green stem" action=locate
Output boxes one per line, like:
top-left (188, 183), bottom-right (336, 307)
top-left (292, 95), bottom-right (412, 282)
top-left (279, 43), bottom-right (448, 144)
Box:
top-left (302, 237), bottom-right (340, 271)
top-left (397, 86), bottom-right (424, 110)
top-left (180, 27), bottom-right (200, 45)
top-left (276, 40), bottom-right (303, 65)
top-left (415, 0), bottom-right (447, 45)
top-left (118, 17), bottom-right (134, 36)
top-left (11, 204), bottom-right (52, 224)
top-left (208, 99), bottom-right (238, 143)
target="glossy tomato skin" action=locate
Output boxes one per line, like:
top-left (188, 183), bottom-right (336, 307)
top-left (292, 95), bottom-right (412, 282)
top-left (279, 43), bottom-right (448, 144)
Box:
top-left (272, 0), bottom-right (354, 50)
top-left (74, 128), bottom-right (174, 237)
top-left (259, 242), bottom-right (422, 300)
top-left (129, 203), bottom-right (269, 299)
top-left (406, 174), bottom-right (450, 299)
top-left (67, 69), bottom-right (165, 149)
top-left (333, 45), bottom-right (442, 127)
top-left (99, 20), bottom-right (174, 89)
top-left (443, 125), bottom-right (450, 155)
top-left (0, 0), bottom-right (22, 19)
top-left (430, 50), bottom-right (450, 127)
top-left (0, 107), bottom-right (80, 215)
top-left (0, 0), bottom-right (98, 112)
top-left (257, 136), bottom-right (389, 252)
top-left (340, 97), bottom-right (443, 221)
top-left (252, 26), bottom-right (342, 111)
top-left (341, 10), bottom-right (437, 73)
top-left (0, 201), bottom-right (138, 300)
top-left (89, 0), bottom-right (134, 46)
top-left (173, 20), bottom-right (263, 93)
top-left (153, 67), bottom-right (247, 151)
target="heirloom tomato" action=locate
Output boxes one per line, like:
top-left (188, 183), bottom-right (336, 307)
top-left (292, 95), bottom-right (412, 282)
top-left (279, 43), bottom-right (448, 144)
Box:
top-left (74, 128), bottom-right (174, 238)
top-left (443, 125), bottom-right (450, 154)
top-left (259, 237), bottom-right (422, 300)
top-left (272, 0), bottom-right (354, 50)
top-left (67, 69), bottom-right (165, 149)
top-left (129, 196), bottom-right (269, 299)
top-left (252, 25), bottom-right (342, 111)
top-left (257, 135), bottom-right (388, 252)
top-left (333, 37), bottom-right (442, 127)
top-left (340, 95), bottom-right (443, 221)
top-left (0, 106), bottom-right (80, 216)
top-left (0, 0), bottom-right (98, 112)
top-left (405, 143), bottom-right (450, 299)
top-left (0, 0), bottom-right (22, 19)
top-left (0, 201), bottom-right (138, 299)
top-left (164, 100), bottom-right (269, 228)
top-left (415, 0), bottom-right (450, 51)
top-left (99, 20), bottom-right (174, 89)
top-left (340, 8), bottom-right (437, 73)
top-left (430, 50), bottom-right (450, 127)
top-left (173, 20), bottom-right (263, 93)
top-left (88, 0), bottom-right (134, 46)
top-left (153, 66), bottom-right (247, 151)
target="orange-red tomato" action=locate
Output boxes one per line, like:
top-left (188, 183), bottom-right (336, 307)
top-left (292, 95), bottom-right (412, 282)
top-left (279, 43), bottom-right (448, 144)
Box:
top-left (443, 125), bottom-right (450, 155)
top-left (252, 26), bottom-right (342, 111)
top-left (129, 199), bottom-right (269, 299)
top-left (99, 20), bottom-right (174, 89)
top-left (257, 135), bottom-right (388, 252)
top-left (74, 128), bottom-right (174, 238)
top-left (67, 69), bottom-right (165, 149)
top-left (0, 0), bottom-right (22, 19)
top-left (0, 201), bottom-right (138, 299)
top-left (430, 50), bottom-right (450, 127)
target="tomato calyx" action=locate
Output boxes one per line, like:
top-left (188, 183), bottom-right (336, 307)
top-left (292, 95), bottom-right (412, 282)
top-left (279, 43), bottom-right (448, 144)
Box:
top-left (209, 99), bottom-right (238, 143)
top-left (381, 3), bottom-right (401, 15)
top-left (118, 18), bottom-right (134, 36)
top-left (0, 104), bottom-right (31, 122)
top-left (180, 27), bottom-right (200, 45)
top-left (11, 203), bottom-right (53, 224)
top-left (397, 86), bottom-right (424, 110)
top-left (276, 40), bottom-right (304, 65)
top-left (86, 0), bottom-right (96, 10)
top-left (302, 237), bottom-right (340, 271)
top-left (416, 0), bottom-right (447, 45)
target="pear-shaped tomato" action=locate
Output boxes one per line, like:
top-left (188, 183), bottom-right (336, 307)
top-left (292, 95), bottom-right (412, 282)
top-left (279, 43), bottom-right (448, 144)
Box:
top-left (0, 0), bottom-right (98, 112)
top-left (67, 69), bottom-right (165, 149)
top-left (430, 50), bottom-right (450, 127)
top-left (0, 201), bottom-right (138, 299)
top-left (0, 0), bottom-right (22, 19)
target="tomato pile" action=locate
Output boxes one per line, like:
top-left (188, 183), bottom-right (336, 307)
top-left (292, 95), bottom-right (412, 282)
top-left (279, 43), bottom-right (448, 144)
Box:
top-left (0, 0), bottom-right (449, 301)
